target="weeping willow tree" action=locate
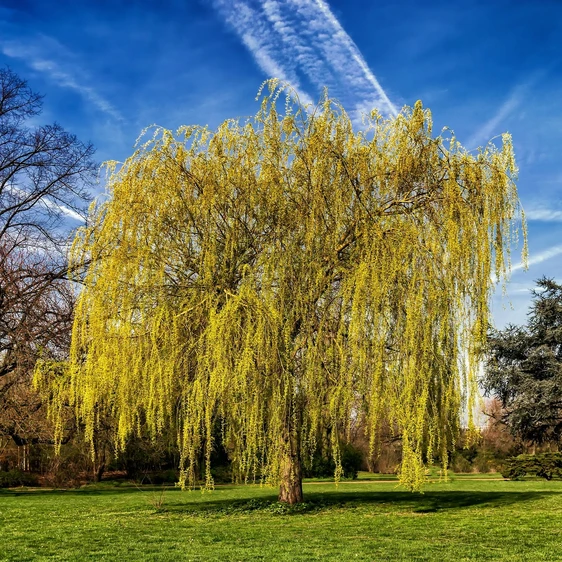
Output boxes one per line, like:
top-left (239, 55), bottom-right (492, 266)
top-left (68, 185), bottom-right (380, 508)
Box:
top-left (35, 83), bottom-right (525, 503)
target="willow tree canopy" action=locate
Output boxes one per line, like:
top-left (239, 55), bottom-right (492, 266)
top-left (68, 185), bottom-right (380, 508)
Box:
top-left (35, 83), bottom-right (525, 501)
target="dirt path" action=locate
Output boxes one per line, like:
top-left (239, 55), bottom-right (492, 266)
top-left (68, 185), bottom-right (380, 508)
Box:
top-left (303, 477), bottom-right (506, 485)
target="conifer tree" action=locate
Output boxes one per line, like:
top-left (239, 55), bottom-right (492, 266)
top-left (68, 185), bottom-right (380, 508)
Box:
top-left (35, 83), bottom-right (525, 503)
top-left (484, 277), bottom-right (562, 449)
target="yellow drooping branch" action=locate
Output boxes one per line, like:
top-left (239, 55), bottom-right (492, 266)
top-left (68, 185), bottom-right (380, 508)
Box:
top-left (34, 85), bottom-right (525, 491)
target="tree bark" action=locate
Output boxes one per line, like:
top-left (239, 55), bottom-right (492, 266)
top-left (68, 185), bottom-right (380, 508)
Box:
top-left (278, 432), bottom-right (303, 504)
top-left (94, 449), bottom-right (106, 482)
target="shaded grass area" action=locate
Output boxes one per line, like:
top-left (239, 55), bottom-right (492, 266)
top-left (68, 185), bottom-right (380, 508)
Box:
top-left (1, 479), bottom-right (562, 561)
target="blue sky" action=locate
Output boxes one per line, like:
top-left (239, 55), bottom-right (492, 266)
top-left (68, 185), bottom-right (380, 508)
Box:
top-left (1, 0), bottom-right (561, 327)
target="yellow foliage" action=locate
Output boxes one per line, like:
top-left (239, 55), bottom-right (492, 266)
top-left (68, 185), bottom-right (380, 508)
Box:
top-left (34, 82), bottom-right (525, 491)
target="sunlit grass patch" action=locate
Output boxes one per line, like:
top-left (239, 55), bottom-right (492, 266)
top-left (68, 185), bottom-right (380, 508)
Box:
top-left (2, 478), bottom-right (561, 561)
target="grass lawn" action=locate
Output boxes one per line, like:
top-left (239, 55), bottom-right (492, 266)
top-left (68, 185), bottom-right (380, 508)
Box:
top-left (1, 477), bottom-right (561, 561)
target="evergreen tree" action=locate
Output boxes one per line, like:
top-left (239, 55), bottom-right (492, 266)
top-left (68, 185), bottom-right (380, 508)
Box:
top-left (484, 278), bottom-right (562, 450)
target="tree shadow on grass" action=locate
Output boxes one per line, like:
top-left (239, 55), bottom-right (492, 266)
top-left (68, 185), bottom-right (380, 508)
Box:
top-left (162, 489), bottom-right (559, 517)
top-left (1, 485), bottom-right (558, 518)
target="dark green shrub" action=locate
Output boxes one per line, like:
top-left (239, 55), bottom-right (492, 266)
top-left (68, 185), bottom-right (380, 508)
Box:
top-left (304, 454), bottom-right (334, 478)
top-left (472, 452), bottom-right (494, 473)
top-left (147, 469), bottom-right (179, 485)
top-left (110, 435), bottom-right (179, 480)
top-left (340, 443), bottom-right (363, 479)
top-left (0, 470), bottom-right (39, 488)
top-left (502, 453), bottom-right (562, 480)
top-left (210, 465), bottom-right (232, 484)
top-left (451, 452), bottom-right (473, 473)
top-left (304, 443), bottom-right (363, 480)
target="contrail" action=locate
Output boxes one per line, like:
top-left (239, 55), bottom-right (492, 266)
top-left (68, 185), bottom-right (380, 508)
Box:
top-left (212, 0), bottom-right (314, 106)
top-left (310, 0), bottom-right (397, 115)
top-left (467, 73), bottom-right (543, 148)
top-left (512, 244), bottom-right (562, 273)
top-left (1, 41), bottom-right (123, 122)
top-left (212, 0), bottom-right (397, 117)
top-left (466, 85), bottom-right (525, 149)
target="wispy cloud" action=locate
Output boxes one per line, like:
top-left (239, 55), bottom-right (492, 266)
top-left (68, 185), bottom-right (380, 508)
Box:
top-left (504, 283), bottom-right (534, 295)
top-left (212, 0), bottom-right (314, 107)
top-left (41, 198), bottom-right (85, 223)
top-left (467, 82), bottom-right (529, 149)
top-left (1, 39), bottom-right (123, 122)
top-left (310, 0), bottom-right (397, 115)
top-left (524, 208), bottom-right (562, 222)
top-left (467, 72), bottom-right (545, 149)
top-left (212, 0), bottom-right (397, 117)
top-left (512, 244), bottom-right (562, 273)
top-left (7, 184), bottom-right (85, 223)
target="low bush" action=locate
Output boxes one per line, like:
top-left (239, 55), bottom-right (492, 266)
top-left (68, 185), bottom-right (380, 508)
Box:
top-left (304, 443), bottom-right (363, 480)
top-left (144, 469), bottom-right (178, 485)
top-left (0, 469), bottom-right (39, 488)
top-left (502, 453), bottom-right (562, 480)
top-left (210, 464), bottom-right (232, 484)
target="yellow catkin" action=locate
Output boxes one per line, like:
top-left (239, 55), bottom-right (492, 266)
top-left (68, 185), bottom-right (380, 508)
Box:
top-left (34, 83), bottom-right (525, 491)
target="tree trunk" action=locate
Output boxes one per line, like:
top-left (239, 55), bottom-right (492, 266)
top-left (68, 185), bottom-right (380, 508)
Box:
top-left (95, 462), bottom-right (105, 483)
top-left (94, 449), bottom-right (106, 482)
top-left (278, 433), bottom-right (303, 504)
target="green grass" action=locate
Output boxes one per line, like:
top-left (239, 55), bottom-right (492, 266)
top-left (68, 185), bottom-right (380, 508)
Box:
top-left (1, 478), bottom-right (561, 561)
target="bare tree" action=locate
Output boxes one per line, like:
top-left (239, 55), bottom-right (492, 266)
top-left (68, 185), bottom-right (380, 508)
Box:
top-left (0, 66), bottom-right (95, 449)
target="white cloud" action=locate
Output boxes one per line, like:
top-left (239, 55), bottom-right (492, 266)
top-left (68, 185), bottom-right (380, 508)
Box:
top-left (1, 41), bottom-right (123, 122)
top-left (6, 184), bottom-right (85, 223)
top-left (466, 83), bottom-right (527, 149)
top-left (213, 0), bottom-right (314, 107)
top-left (512, 244), bottom-right (562, 273)
top-left (309, 0), bottom-right (397, 115)
top-left (524, 208), bottom-right (562, 222)
top-left (467, 72), bottom-right (544, 149)
top-left (41, 198), bottom-right (85, 223)
top-left (212, 0), bottom-right (396, 117)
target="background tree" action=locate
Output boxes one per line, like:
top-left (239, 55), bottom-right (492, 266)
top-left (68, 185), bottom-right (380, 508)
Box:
top-left (483, 277), bottom-right (562, 451)
top-left (36, 82), bottom-right (524, 503)
top-left (0, 66), bottom-right (95, 454)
